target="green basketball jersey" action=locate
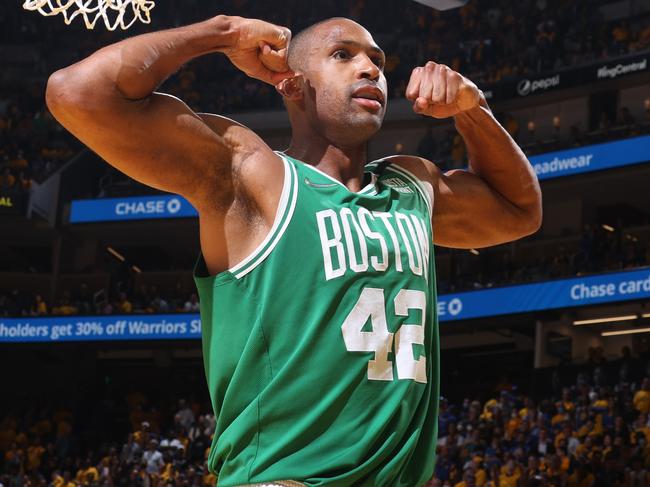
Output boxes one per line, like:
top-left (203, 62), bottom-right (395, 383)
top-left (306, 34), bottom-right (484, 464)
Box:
top-left (193, 152), bottom-right (440, 487)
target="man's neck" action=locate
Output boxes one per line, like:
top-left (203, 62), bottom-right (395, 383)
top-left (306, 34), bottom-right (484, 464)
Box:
top-left (284, 136), bottom-right (369, 192)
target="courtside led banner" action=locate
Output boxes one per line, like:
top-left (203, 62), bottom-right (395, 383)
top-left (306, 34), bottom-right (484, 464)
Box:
top-left (530, 135), bottom-right (650, 180)
top-left (2, 268), bottom-right (650, 342)
top-left (0, 314), bottom-right (202, 343)
top-left (69, 194), bottom-right (197, 223)
top-left (437, 267), bottom-right (650, 321)
top-left (69, 136), bottom-right (650, 224)
top-left (482, 52), bottom-right (648, 101)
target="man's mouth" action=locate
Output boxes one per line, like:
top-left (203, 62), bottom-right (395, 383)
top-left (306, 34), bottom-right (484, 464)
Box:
top-left (351, 86), bottom-right (385, 111)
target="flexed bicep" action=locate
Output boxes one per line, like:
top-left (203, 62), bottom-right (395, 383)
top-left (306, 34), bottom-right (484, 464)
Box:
top-left (48, 86), bottom-right (234, 202)
top-left (44, 15), bottom-right (291, 213)
top-left (432, 168), bottom-right (538, 249)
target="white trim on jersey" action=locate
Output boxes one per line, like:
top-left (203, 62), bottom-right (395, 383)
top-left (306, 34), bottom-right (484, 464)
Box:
top-left (228, 154), bottom-right (298, 278)
top-left (280, 151), bottom-right (376, 195)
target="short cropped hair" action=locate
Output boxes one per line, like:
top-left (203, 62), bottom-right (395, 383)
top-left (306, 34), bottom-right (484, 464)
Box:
top-left (287, 17), bottom-right (350, 71)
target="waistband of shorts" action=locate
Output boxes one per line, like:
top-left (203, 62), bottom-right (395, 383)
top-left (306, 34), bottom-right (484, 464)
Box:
top-left (230, 481), bottom-right (306, 487)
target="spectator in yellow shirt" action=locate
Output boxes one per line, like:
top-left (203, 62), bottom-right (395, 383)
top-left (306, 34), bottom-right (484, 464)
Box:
top-left (499, 459), bottom-right (521, 487)
top-left (133, 420), bottom-right (151, 447)
top-left (551, 406), bottom-right (568, 427)
top-left (634, 378), bottom-right (650, 414)
top-left (51, 471), bottom-right (65, 487)
top-left (117, 292), bottom-right (133, 313)
top-left (631, 413), bottom-right (650, 444)
top-left (30, 294), bottom-right (48, 316)
top-left (454, 468), bottom-right (477, 487)
top-left (52, 470), bottom-right (76, 487)
top-left (506, 411), bottom-right (521, 437)
top-left (75, 458), bottom-right (99, 486)
top-left (53, 298), bottom-right (78, 316)
top-left (203, 470), bottom-right (217, 486)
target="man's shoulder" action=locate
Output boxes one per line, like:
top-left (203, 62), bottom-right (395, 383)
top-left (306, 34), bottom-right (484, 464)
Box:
top-left (196, 113), bottom-right (280, 166)
top-left (375, 154), bottom-right (440, 210)
top-left (379, 154), bottom-right (442, 185)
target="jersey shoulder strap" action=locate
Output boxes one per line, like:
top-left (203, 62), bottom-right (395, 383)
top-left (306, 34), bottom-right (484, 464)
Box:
top-left (369, 157), bottom-right (434, 217)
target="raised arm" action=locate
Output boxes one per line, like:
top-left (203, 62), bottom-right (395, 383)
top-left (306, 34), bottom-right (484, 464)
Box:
top-left (405, 61), bottom-right (543, 249)
top-left (45, 15), bottom-right (293, 211)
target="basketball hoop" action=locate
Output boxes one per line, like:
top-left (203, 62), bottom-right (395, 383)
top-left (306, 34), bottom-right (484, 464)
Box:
top-left (22, 0), bottom-right (156, 30)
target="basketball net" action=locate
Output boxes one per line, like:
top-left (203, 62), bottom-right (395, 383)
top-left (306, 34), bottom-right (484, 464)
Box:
top-left (22, 0), bottom-right (155, 30)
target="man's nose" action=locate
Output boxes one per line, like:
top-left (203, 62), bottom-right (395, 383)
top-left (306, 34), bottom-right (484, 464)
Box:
top-left (356, 55), bottom-right (380, 81)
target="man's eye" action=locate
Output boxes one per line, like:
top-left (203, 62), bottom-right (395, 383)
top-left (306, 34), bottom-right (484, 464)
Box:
top-left (333, 50), bottom-right (349, 60)
top-left (373, 58), bottom-right (385, 69)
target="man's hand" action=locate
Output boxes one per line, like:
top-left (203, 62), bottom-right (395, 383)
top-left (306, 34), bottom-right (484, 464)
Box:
top-left (405, 62), bottom-right (481, 118)
top-left (223, 17), bottom-right (294, 85)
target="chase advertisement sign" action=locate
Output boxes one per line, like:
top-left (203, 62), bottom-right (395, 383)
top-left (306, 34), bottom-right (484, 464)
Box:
top-left (69, 135), bottom-right (650, 224)
top-left (70, 194), bottom-right (197, 223)
top-left (438, 268), bottom-right (650, 321)
top-left (2, 268), bottom-right (650, 342)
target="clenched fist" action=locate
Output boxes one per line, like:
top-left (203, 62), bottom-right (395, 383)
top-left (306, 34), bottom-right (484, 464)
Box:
top-left (222, 17), bottom-right (294, 85)
top-left (405, 62), bottom-right (481, 118)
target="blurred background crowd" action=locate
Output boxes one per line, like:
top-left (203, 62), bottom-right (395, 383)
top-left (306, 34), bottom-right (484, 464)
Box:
top-left (2, 0), bottom-right (650, 485)
top-left (2, 0), bottom-right (650, 195)
top-left (1, 350), bottom-right (650, 486)
top-left (2, 215), bottom-right (648, 316)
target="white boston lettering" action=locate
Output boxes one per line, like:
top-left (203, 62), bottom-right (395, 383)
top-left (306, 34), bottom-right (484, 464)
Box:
top-left (373, 212), bottom-right (403, 272)
top-left (396, 213), bottom-right (422, 276)
top-left (316, 209), bottom-right (346, 280)
top-left (358, 208), bottom-right (388, 272)
top-left (340, 208), bottom-right (369, 273)
top-left (316, 207), bottom-right (430, 281)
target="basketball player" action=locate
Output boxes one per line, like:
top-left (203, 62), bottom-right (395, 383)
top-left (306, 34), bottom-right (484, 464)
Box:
top-left (46, 15), bottom-right (542, 487)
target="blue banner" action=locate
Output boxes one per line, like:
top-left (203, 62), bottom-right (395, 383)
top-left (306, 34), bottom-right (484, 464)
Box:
top-left (530, 135), bottom-right (650, 181)
top-left (0, 314), bottom-right (202, 343)
top-left (69, 136), bottom-right (650, 223)
top-left (438, 267), bottom-right (650, 321)
top-left (2, 269), bottom-right (650, 342)
top-left (70, 195), bottom-right (197, 223)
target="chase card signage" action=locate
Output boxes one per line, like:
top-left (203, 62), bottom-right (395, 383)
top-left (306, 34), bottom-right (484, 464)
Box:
top-left (68, 135), bottom-right (650, 224)
top-left (438, 268), bottom-right (650, 322)
top-left (70, 195), bottom-right (197, 223)
top-left (3, 269), bottom-right (650, 342)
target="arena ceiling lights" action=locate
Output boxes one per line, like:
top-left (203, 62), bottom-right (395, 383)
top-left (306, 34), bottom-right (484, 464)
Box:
top-left (572, 314), bottom-right (638, 326)
top-left (601, 327), bottom-right (650, 337)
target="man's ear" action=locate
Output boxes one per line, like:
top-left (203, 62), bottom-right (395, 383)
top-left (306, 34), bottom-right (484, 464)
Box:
top-left (276, 75), bottom-right (304, 101)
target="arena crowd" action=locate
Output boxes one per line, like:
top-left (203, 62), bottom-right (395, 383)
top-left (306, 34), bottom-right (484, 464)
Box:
top-left (1, 0), bottom-right (650, 192)
top-left (1, 350), bottom-right (649, 486)
top-left (2, 1), bottom-right (650, 486)
top-left (1, 214), bottom-right (648, 317)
